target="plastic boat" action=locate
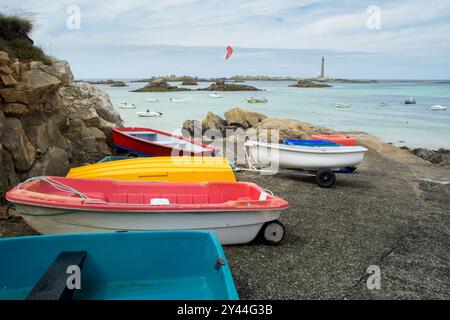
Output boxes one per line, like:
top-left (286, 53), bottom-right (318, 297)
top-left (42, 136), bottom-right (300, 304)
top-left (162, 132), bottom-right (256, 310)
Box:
top-left (430, 105), bottom-right (447, 110)
top-left (404, 98), bottom-right (416, 104)
top-left (113, 127), bottom-right (216, 157)
top-left (6, 177), bottom-right (289, 245)
top-left (284, 139), bottom-right (340, 147)
top-left (136, 111), bottom-right (162, 117)
top-left (335, 102), bottom-right (351, 108)
top-left (0, 231), bottom-right (238, 300)
top-left (247, 97), bottom-right (267, 103)
top-left (118, 102), bottom-right (136, 109)
top-left (209, 93), bottom-right (222, 98)
top-left (67, 157), bottom-right (236, 182)
top-left (245, 140), bottom-right (367, 170)
top-left (312, 134), bottom-right (357, 146)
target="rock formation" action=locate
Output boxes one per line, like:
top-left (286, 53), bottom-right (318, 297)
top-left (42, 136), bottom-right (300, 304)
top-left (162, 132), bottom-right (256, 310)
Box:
top-left (133, 78), bottom-right (190, 92)
top-left (0, 51), bottom-right (123, 195)
top-left (199, 81), bottom-right (261, 91)
top-left (290, 79), bottom-right (332, 88)
top-left (182, 107), bottom-right (330, 141)
top-left (412, 148), bottom-right (450, 166)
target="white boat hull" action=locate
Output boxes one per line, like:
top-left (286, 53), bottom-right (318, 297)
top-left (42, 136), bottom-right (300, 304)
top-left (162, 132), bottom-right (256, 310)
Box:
top-left (246, 141), bottom-right (367, 170)
top-left (136, 112), bottom-right (162, 117)
top-left (13, 204), bottom-right (281, 245)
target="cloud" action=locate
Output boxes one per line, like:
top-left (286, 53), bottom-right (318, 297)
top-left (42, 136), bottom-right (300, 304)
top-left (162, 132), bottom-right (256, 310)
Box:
top-left (1, 0), bottom-right (449, 78)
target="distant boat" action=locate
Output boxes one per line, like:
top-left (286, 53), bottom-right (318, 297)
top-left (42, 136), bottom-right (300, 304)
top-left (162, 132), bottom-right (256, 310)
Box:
top-left (247, 97), bottom-right (267, 103)
top-left (379, 102), bottom-right (389, 106)
top-left (404, 98), bottom-right (416, 104)
top-left (169, 98), bottom-right (184, 102)
top-left (119, 102), bottom-right (136, 109)
top-left (335, 102), bottom-right (351, 108)
top-left (136, 110), bottom-right (163, 117)
top-left (210, 93), bottom-right (222, 98)
top-left (146, 98), bottom-right (159, 103)
top-left (430, 105), bottom-right (447, 111)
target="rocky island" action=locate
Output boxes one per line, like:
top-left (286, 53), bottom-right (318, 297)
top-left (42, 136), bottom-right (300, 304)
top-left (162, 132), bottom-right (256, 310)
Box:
top-left (197, 80), bottom-right (262, 91)
top-left (132, 78), bottom-right (190, 92)
top-left (290, 79), bottom-right (332, 88)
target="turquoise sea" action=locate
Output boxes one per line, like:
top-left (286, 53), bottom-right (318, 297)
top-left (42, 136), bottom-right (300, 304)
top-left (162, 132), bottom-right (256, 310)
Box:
top-left (97, 80), bottom-right (450, 149)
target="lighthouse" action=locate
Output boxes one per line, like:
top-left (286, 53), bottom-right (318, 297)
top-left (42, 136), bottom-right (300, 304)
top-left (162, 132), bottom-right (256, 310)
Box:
top-left (320, 57), bottom-right (325, 79)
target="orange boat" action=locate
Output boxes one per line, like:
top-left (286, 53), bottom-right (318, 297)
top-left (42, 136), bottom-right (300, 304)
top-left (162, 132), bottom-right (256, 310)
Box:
top-left (312, 134), bottom-right (357, 146)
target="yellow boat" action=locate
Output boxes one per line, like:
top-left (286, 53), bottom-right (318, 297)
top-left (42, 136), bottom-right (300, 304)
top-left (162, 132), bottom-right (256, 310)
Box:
top-left (66, 157), bottom-right (236, 182)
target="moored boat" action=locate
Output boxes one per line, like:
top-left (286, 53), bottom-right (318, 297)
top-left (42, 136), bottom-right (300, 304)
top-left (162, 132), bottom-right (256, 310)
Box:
top-left (6, 177), bottom-right (289, 245)
top-left (67, 157), bottom-right (236, 182)
top-left (404, 97), bottom-right (416, 104)
top-left (209, 93), bottom-right (222, 98)
top-left (335, 102), bottom-right (351, 108)
top-left (247, 97), bottom-right (267, 103)
top-left (118, 102), bottom-right (136, 109)
top-left (311, 134), bottom-right (357, 146)
top-left (113, 127), bottom-right (216, 157)
top-left (245, 140), bottom-right (367, 170)
top-left (0, 231), bottom-right (238, 300)
top-left (136, 111), bottom-right (162, 117)
top-left (430, 104), bottom-right (447, 110)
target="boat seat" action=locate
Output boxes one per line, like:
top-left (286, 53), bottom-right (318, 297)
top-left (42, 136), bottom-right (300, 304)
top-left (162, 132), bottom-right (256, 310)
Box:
top-left (26, 251), bottom-right (86, 300)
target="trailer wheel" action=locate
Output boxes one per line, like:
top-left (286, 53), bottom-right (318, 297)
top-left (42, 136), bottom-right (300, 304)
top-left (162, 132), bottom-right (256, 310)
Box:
top-left (260, 220), bottom-right (285, 245)
top-left (315, 169), bottom-right (336, 188)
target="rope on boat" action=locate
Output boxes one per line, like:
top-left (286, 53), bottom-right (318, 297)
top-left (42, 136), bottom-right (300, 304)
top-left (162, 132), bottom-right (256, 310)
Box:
top-left (17, 177), bottom-right (90, 199)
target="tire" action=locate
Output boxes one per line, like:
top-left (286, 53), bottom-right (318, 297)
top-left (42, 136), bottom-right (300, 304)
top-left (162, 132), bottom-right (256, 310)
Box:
top-left (315, 169), bottom-right (336, 188)
top-left (260, 220), bottom-right (285, 245)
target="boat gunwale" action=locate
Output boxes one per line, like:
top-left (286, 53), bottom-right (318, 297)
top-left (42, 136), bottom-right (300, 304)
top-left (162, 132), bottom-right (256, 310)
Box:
top-left (6, 179), bottom-right (289, 213)
top-left (113, 127), bottom-right (216, 155)
top-left (245, 140), bottom-right (368, 154)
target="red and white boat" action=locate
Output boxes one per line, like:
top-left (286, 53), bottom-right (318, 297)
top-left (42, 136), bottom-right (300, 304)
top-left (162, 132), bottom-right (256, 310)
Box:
top-left (113, 127), bottom-right (216, 157)
top-left (6, 177), bottom-right (289, 245)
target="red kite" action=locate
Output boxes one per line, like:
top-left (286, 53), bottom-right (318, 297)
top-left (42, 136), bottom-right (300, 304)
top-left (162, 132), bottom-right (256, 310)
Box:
top-left (226, 45), bottom-right (233, 60)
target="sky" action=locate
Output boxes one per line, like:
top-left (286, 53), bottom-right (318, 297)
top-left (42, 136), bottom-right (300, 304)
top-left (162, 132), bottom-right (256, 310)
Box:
top-left (2, 0), bottom-right (450, 79)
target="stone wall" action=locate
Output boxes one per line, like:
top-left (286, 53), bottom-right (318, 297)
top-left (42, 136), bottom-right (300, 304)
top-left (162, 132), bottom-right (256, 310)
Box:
top-left (0, 51), bottom-right (123, 195)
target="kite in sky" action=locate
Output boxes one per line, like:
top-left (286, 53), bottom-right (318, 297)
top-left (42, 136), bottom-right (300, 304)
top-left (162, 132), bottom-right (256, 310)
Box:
top-left (226, 45), bottom-right (233, 60)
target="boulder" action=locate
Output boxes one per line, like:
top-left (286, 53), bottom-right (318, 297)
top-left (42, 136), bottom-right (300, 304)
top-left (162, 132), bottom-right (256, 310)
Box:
top-left (4, 103), bottom-right (29, 117)
top-left (412, 148), bottom-right (450, 164)
top-left (182, 119), bottom-right (202, 137)
top-left (253, 118), bottom-right (331, 142)
top-left (1, 117), bottom-right (35, 171)
top-left (0, 144), bottom-right (19, 194)
top-left (40, 60), bottom-right (74, 86)
top-left (28, 147), bottom-right (69, 177)
top-left (202, 112), bottom-right (227, 135)
top-left (224, 108), bottom-right (267, 129)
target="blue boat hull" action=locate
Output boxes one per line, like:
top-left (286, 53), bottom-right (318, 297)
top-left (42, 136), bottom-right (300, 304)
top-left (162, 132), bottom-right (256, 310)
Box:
top-left (0, 231), bottom-right (238, 300)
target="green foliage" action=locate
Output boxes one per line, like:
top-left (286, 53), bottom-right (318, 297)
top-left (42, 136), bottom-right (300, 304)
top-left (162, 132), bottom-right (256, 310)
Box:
top-left (0, 13), bottom-right (52, 65)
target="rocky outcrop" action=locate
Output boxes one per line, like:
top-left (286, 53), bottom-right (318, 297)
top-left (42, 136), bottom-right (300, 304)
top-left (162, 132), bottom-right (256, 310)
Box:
top-left (224, 108), bottom-right (267, 129)
top-left (412, 148), bottom-right (450, 166)
top-left (182, 79), bottom-right (198, 85)
top-left (133, 79), bottom-right (190, 92)
top-left (290, 79), bottom-right (332, 88)
top-left (253, 118), bottom-right (331, 141)
top-left (0, 50), bottom-right (123, 194)
top-left (199, 81), bottom-right (261, 91)
top-left (182, 107), bottom-right (330, 142)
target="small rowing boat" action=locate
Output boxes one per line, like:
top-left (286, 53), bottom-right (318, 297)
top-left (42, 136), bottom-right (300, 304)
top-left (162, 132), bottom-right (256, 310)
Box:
top-left (311, 134), bottom-right (357, 146)
top-left (0, 231), bottom-right (238, 300)
top-left (404, 98), bottom-right (416, 104)
top-left (245, 140), bottom-right (367, 170)
top-left (113, 127), bottom-right (216, 157)
top-left (6, 177), bottom-right (289, 245)
top-left (67, 157), bottom-right (236, 182)
top-left (335, 102), bottom-right (351, 108)
top-left (136, 110), bottom-right (162, 117)
top-left (247, 97), bottom-right (267, 103)
top-left (118, 102), bottom-right (136, 109)
top-left (209, 93), bottom-right (222, 98)
top-left (430, 104), bottom-right (447, 111)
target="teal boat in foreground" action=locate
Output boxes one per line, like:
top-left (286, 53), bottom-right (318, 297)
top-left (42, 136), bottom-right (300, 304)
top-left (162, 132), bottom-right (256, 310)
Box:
top-left (0, 231), bottom-right (238, 300)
